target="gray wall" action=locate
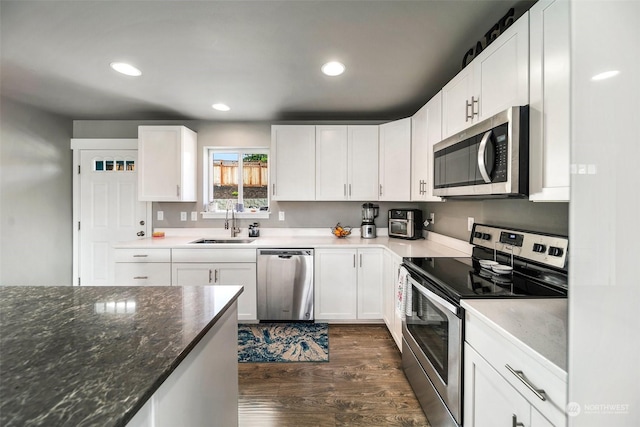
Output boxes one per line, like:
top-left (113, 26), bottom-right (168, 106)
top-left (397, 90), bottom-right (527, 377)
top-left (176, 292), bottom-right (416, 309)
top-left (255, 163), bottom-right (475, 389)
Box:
top-left (1, 98), bottom-right (73, 285)
top-left (74, 120), bottom-right (569, 239)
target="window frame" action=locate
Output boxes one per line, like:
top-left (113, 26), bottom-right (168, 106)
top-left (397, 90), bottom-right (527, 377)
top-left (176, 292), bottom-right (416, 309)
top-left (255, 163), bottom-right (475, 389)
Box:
top-left (201, 146), bottom-right (270, 219)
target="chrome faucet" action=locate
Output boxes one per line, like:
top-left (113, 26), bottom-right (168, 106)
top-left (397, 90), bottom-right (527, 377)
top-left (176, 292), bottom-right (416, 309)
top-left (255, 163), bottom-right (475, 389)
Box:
top-left (225, 202), bottom-right (240, 237)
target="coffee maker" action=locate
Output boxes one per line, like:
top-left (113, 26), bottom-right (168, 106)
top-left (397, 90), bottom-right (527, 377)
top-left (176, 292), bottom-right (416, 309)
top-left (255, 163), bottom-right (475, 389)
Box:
top-left (360, 203), bottom-right (379, 239)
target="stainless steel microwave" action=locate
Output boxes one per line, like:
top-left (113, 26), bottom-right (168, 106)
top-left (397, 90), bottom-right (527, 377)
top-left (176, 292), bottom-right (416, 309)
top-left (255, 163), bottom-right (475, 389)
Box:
top-left (433, 106), bottom-right (529, 198)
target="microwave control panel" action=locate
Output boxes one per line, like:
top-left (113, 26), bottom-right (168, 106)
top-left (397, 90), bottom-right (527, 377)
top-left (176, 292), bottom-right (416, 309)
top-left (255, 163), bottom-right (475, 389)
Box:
top-left (470, 223), bottom-right (568, 270)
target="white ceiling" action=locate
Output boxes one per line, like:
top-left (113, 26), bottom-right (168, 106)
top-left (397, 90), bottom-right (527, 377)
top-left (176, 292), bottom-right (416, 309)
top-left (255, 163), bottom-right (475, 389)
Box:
top-left (0, 0), bottom-right (533, 122)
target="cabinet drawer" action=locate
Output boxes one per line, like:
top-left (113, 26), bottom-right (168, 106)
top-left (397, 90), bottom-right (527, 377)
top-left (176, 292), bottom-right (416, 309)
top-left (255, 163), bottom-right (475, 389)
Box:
top-left (115, 248), bottom-right (171, 263)
top-left (465, 311), bottom-right (567, 426)
top-left (114, 263), bottom-right (171, 286)
top-left (172, 248), bottom-right (256, 263)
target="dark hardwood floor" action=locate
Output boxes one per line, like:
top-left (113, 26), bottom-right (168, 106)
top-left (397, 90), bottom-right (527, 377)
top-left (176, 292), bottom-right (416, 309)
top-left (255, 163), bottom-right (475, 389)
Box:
top-left (238, 324), bottom-right (430, 427)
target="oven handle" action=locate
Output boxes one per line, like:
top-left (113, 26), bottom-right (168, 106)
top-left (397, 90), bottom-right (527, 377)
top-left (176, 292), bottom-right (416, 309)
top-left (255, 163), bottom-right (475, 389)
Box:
top-left (408, 276), bottom-right (458, 315)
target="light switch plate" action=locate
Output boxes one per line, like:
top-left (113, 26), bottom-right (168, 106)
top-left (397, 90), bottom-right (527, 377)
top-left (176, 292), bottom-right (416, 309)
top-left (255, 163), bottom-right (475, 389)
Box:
top-left (191, 211), bottom-right (197, 221)
top-left (157, 211), bottom-right (164, 221)
top-left (180, 212), bottom-right (187, 221)
top-left (468, 217), bottom-right (475, 231)
top-left (278, 211), bottom-right (285, 221)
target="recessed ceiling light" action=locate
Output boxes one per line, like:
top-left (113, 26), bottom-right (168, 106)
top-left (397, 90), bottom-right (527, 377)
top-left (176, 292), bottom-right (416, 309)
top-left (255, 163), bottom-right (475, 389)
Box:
top-left (212, 103), bottom-right (231, 112)
top-left (110, 62), bottom-right (142, 77)
top-left (321, 61), bottom-right (345, 76)
top-left (591, 70), bottom-right (620, 81)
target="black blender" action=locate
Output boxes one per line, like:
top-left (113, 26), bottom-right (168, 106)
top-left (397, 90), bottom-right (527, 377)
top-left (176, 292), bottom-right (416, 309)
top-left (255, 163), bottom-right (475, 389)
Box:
top-left (360, 203), bottom-right (379, 239)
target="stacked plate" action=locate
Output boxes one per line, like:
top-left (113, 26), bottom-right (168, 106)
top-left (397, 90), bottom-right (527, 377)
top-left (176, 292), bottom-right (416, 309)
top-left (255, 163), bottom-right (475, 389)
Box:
top-left (478, 259), bottom-right (513, 275)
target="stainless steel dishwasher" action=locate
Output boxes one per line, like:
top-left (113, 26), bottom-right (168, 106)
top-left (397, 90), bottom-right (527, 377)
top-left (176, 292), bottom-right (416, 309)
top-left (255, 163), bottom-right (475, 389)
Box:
top-left (257, 249), bottom-right (314, 321)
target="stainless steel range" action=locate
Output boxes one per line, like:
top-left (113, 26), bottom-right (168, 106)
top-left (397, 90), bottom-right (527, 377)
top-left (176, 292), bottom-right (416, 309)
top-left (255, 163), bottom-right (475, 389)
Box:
top-left (401, 224), bottom-right (568, 427)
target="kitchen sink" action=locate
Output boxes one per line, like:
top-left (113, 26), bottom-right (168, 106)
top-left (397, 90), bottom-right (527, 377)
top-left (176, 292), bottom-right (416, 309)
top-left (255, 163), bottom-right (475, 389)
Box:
top-left (189, 238), bottom-right (256, 244)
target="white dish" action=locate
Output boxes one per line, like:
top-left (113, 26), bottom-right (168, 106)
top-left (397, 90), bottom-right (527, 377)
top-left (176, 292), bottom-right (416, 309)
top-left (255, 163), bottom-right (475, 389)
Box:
top-left (479, 260), bottom-right (498, 268)
top-left (491, 264), bottom-right (513, 275)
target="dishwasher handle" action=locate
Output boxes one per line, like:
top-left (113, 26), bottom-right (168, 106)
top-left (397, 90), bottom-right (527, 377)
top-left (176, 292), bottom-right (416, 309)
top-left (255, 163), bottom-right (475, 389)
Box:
top-left (258, 249), bottom-right (313, 257)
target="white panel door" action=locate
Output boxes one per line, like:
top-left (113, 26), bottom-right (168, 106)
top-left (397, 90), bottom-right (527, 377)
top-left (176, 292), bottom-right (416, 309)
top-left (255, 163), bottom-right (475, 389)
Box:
top-left (215, 263), bottom-right (257, 321)
top-left (315, 125), bottom-right (348, 200)
top-left (441, 66), bottom-right (475, 138)
top-left (378, 118), bottom-right (411, 201)
top-left (79, 150), bottom-right (147, 285)
top-left (357, 249), bottom-right (383, 319)
top-left (271, 125), bottom-right (316, 200)
top-left (315, 249), bottom-right (357, 319)
top-left (348, 125), bottom-right (379, 200)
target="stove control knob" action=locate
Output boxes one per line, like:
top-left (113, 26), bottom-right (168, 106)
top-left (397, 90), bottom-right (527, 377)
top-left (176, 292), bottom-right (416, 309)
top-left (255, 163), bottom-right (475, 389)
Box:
top-left (482, 233), bottom-right (491, 240)
top-left (473, 232), bottom-right (483, 239)
top-left (548, 246), bottom-right (564, 257)
top-left (533, 243), bottom-right (546, 253)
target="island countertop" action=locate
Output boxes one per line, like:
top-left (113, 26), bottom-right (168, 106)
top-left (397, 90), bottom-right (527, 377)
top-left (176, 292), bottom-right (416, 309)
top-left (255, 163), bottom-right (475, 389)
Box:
top-left (0, 285), bottom-right (243, 427)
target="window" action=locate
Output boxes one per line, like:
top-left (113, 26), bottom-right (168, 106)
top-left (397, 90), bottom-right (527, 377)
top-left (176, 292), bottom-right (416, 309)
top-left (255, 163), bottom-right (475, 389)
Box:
top-left (205, 148), bottom-right (269, 217)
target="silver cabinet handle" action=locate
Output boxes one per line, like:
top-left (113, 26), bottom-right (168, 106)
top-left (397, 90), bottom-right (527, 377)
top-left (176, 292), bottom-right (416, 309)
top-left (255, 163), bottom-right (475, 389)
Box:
top-left (132, 254), bottom-right (148, 258)
top-left (359, 253), bottom-right (363, 268)
top-left (353, 254), bottom-right (356, 268)
top-left (344, 184), bottom-right (347, 197)
top-left (477, 130), bottom-right (493, 183)
top-left (465, 99), bottom-right (473, 122)
top-left (133, 276), bottom-right (148, 280)
top-left (272, 183), bottom-right (276, 196)
top-left (471, 96), bottom-right (479, 117)
top-left (214, 269), bottom-right (219, 283)
top-left (208, 269), bottom-right (212, 283)
top-left (379, 184), bottom-right (383, 196)
top-left (512, 414), bottom-right (525, 427)
top-left (176, 185), bottom-right (180, 197)
top-left (136, 231), bottom-right (145, 237)
top-left (349, 184), bottom-right (352, 197)
top-left (505, 364), bottom-right (547, 401)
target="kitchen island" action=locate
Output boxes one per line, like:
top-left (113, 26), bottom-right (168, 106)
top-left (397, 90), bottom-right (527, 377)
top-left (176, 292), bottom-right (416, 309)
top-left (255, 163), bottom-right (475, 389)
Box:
top-left (0, 285), bottom-right (243, 427)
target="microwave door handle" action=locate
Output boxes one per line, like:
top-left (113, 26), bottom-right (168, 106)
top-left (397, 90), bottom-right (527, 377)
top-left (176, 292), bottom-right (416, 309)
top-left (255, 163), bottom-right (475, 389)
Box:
top-left (478, 130), bottom-right (493, 183)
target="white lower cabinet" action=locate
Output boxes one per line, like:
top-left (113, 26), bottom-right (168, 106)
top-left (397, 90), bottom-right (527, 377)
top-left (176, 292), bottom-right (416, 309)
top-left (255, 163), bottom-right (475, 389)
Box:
top-left (383, 250), bottom-right (403, 349)
top-left (315, 248), bottom-right (383, 321)
top-left (171, 249), bottom-right (257, 321)
top-left (114, 248), bottom-right (171, 286)
top-left (465, 310), bottom-right (566, 427)
top-left (465, 344), bottom-right (553, 427)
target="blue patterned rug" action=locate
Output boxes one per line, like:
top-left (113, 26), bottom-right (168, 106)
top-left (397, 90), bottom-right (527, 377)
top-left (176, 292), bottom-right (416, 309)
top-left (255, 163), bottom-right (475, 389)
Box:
top-left (238, 323), bottom-right (329, 363)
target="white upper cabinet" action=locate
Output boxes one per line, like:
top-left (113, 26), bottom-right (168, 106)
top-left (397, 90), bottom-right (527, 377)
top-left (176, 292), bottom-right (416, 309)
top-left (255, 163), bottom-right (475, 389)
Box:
top-left (529, 0), bottom-right (570, 201)
top-left (442, 12), bottom-right (529, 138)
top-left (271, 125), bottom-right (316, 201)
top-left (379, 118), bottom-right (412, 201)
top-left (347, 126), bottom-right (379, 200)
top-left (411, 92), bottom-right (443, 202)
top-left (315, 125), bottom-right (379, 201)
top-left (138, 126), bottom-right (197, 201)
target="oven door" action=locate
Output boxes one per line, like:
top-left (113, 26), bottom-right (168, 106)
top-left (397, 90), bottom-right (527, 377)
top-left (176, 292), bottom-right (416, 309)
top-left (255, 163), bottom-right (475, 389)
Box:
top-left (402, 276), bottom-right (463, 424)
top-left (389, 219), bottom-right (411, 238)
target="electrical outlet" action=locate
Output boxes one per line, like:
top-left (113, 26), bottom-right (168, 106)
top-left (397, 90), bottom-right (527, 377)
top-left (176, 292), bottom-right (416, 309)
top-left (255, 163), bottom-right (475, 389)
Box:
top-left (157, 211), bottom-right (164, 221)
top-left (278, 211), bottom-right (285, 221)
top-left (180, 212), bottom-right (187, 221)
top-left (191, 211), bottom-right (197, 221)
top-left (468, 217), bottom-right (475, 231)
top-left (429, 213), bottom-right (435, 224)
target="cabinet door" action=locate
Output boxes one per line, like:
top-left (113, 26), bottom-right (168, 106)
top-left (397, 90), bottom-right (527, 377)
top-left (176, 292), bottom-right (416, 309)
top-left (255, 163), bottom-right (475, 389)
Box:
top-left (138, 126), bottom-right (196, 202)
top-left (172, 263), bottom-right (215, 285)
top-left (114, 263), bottom-right (171, 286)
top-left (314, 249), bottom-right (357, 320)
top-left (442, 66), bottom-right (475, 139)
top-left (315, 126), bottom-right (348, 200)
top-left (271, 125), bottom-right (316, 201)
top-left (529, 0), bottom-right (570, 201)
top-left (391, 254), bottom-right (403, 349)
top-left (215, 263), bottom-right (257, 321)
top-left (379, 118), bottom-right (411, 201)
top-left (464, 343), bottom-right (532, 427)
top-left (475, 12), bottom-right (529, 121)
top-left (357, 249), bottom-right (383, 320)
top-left (348, 126), bottom-right (379, 200)
top-left (382, 251), bottom-right (394, 330)
top-left (411, 92), bottom-right (443, 202)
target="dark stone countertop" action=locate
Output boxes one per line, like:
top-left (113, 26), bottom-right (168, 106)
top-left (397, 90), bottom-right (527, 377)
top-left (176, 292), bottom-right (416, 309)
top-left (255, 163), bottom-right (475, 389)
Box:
top-left (0, 285), bottom-right (243, 427)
